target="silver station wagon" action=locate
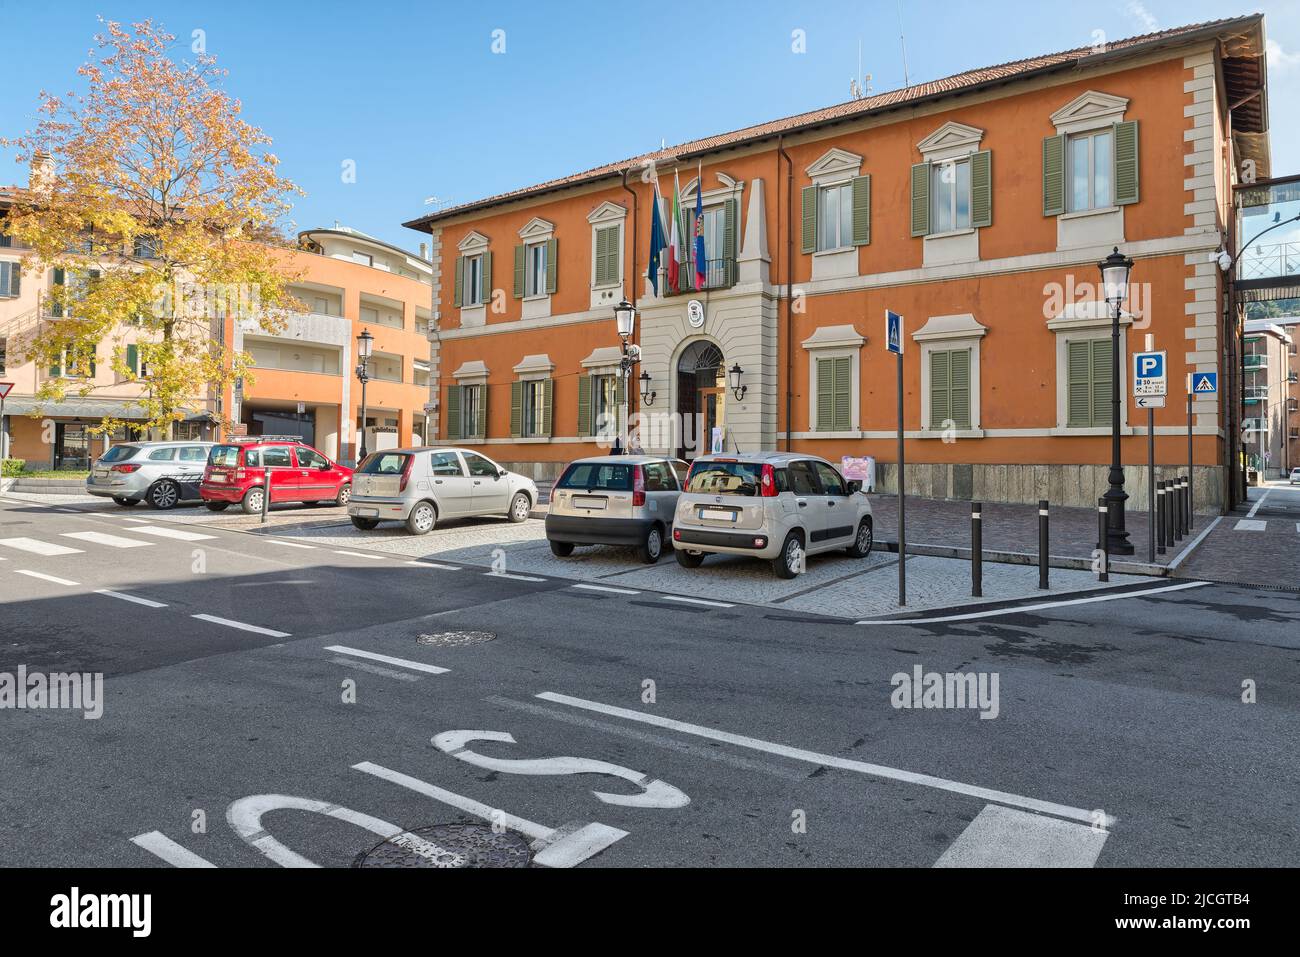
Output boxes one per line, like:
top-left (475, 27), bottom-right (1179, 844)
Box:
top-left (347, 446), bottom-right (537, 535)
top-left (671, 452), bottom-right (874, 578)
top-left (85, 440), bottom-right (215, 509)
top-left (545, 455), bottom-right (689, 563)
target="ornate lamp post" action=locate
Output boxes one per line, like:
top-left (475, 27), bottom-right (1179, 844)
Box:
top-left (1099, 247), bottom-right (1134, 555)
top-left (355, 328), bottom-right (373, 462)
top-left (613, 299), bottom-right (636, 454)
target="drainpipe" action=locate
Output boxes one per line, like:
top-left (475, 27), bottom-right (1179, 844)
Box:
top-left (778, 135), bottom-right (794, 451)
top-left (621, 169), bottom-right (640, 432)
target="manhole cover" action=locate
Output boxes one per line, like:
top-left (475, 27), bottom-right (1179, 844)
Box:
top-left (417, 630), bottom-right (496, 647)
top-left (353, 823), bottom-right (532, 868)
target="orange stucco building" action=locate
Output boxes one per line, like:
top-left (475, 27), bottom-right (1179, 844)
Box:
top-left (405, 16), bottom-right (1272, 512)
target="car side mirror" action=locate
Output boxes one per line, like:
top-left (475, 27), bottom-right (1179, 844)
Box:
top-left (319, 463), bottom-right (331, 470)
top-left (498, 468), bottom-right (507, 479)
top-left (846, 480), bottom-right (863, 495)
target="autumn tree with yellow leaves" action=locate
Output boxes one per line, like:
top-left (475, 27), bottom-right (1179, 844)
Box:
top-left (2, 18), bottom-right (302, 437)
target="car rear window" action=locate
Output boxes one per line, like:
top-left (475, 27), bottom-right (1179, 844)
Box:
top-left (556, 462), bottom-right (631, 491)
top-left (358, 452), bottom-right (410, 475)
top-left (210, 445), bottom-right (241, 467)
top-left (685, 461), bottom-right (763, 496)
top-left (100, 444), bottom-right (140, 463)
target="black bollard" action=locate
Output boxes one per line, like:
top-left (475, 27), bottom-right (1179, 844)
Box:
top-left (971, 501), bottom-right (982, 598)
top-left (1097, 497), bottom-right (1109, 582)
top-left (1156, 481), bottom-right (1166, 555)
top-left (1038, 499), bottom-right (1049, 590)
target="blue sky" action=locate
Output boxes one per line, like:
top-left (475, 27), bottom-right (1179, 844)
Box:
top-left (2, 0), bottom-right (1297, 251)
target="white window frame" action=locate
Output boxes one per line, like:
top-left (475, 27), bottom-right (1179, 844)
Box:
top-left (1067, 128), bottom-right (1114, 213)
top-left (912, 313), bottom-right (987, 439)
top-left (464, 254), bottom-right (484, 307)
top-left (525, 241), bottom-right (547, 298)
top-left (587, 202), bottom-right (627, 309)
top-left (930, 158), bottom-right (972, 234)
top-left (800, 324), bottom-right (865, 437)
top-left (1046, 300), bottom-right (1132, 435)
top-left (816, 182), bottom-right (853, 253)
top-left (519, 379), bottom-right (546, 439)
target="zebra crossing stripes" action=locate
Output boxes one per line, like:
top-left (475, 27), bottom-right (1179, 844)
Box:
top-left (0, 537), bottom-right (84, 557)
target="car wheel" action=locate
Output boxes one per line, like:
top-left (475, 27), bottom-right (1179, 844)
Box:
top-left (637, 524), bottom-right (665, 564)
top-left (406, 501), bottom-right (437, 535)
top-left (674, 548), bottom-right (705, 569)
top-left (846, 518), bottom-right (873, 558)
top-left (111, 496), bottom-right (138, 507)
top-left (508, 492), bottom-right (531, 523)
top-left (335, 483), bottom-right (351, 507)
top-left (351, 516), bottom-right (379, 530)
top-left (241, 486), bottom-right (265, 515)
top-left (549, 540), bottom-right (575, 558)
top-left (205, 502), bottom-right (229, 512)
top-left (147, 480), bottom-right (181, 510)
top-left (773, 532), bottom-right (805, 579)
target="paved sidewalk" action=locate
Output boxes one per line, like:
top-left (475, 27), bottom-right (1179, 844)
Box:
top-left (1171, 483), bottom-right (1300, 586)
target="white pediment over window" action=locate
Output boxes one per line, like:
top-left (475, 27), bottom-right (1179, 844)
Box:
top-left (518, 217), bottom-right (555, 241)
top-left (587, 201), bottom-right (627, 225)
top-left (681, 172), bottom-right (742, 201)
top-left (912, 313), bottom-right (988, 342)
top-left (580, 346), bottom-right (623, 369)
top-left (458, 230), bottom-right (489, 253)
top-left (513, 353), bottom-right (555, 375)
top-left (452, 359), bottom-right (489, 380)
top-left (1045, 298), bottom-right (1136, 329)
top-left (917, 121), bottom-right (985, 161)
top-left (1050, 91), bottom-right (1129, 135)
top-left (805, 148), bottom-right (864, 181)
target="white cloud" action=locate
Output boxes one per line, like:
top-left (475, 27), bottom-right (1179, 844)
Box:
top-left (1267, 39), bottom-right (1300, 74)
top-left (1125, 1), bottom-right (1159, 32)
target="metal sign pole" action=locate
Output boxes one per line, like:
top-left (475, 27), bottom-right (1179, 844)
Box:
top-left (1186, 376), bottom-right (1194, 530)
top-left (896, 349), bottom-right (905, 608)
top-left (1147, 405), bottom-right (1155, 564)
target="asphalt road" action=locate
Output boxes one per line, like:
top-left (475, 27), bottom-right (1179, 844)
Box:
top-left (0, 496), bottom-right (1297, 868)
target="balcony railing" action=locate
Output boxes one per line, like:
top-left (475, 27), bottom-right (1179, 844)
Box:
top-left (1237, 240), bottom-right (1300, 282)
top-left (1244, 354), bottom-right (1267, 370)
top-left (659, 257), bottom-right (737, 296)
top-left (1245, 387), bottom-right (1268, 402)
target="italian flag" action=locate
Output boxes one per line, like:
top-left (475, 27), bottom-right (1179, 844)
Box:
top-left (668, 171), bottom-right (683, 293)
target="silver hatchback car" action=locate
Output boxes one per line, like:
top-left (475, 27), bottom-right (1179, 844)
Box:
top-left (545, 455), bottom-right (689, 563)
top-left (671, 452), bottom-right (873, 578)
top-left (347, 447), bottom-right (538, 535)
top-left (85, 440), bottom-right (216, 509)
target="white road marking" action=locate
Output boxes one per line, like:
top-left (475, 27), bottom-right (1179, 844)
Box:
top-left (352, 762), bottom-right (628, 868)
top-left (536, 691), bottom-right (1113, 828)
top-left (61, 531), bottom-right (153, 549)
top-left (857, 581), bottom-right (1211, 625)
top-left (191, 614), bottom-right (290, 638)
top-left (130, 831), bottom-right (217, 868)
top-left (661, 594), bottom-right (734, 608)
top-left (128, 525), bottom-right (215, 541)
top-left (432, 729), bottom-right (689, 809)
top-left (0, 537), bottom-right (83, 556)
top-left (94, 589), bottom-right (167, 608)
top-left (487, 571), bottom-right (546, 582)
top-left (268, 539), bottom-right (315, 549)
top-left (572, 583), bottom-right (640, 595)
top-left (121, 517), bottom-right (151, 523)
top-left (14, 569), bottom-right (79, 586)
top-left (327, 657), bottom-right (420, 682)
top-left (407, 560), bottom-right (461, 570)
top-left (323, 645), bottom-right (449, 674)
top-left (333, 549), bottom-right (387, 560)
top-left (933, 804), bottom-right (1109, 868)
top-left (1246, 489), bottom-right (1270, 519)
top-left (1234, 519), bottom-right (1267, 532)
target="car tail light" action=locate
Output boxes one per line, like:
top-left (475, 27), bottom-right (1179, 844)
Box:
top-left (673, 528), bottom-right (682, 541)
top-left (632, 465), bottom-right (646, 507)
top-left (760, 463), bottom-right (778, 497)
top-left (398, 454), bottom-right (415, 493)
top-left (110, 464), bottom-right (141, 473)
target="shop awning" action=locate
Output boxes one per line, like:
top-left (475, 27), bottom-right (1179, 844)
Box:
top-left (0, 396), bottom-right (150, 419)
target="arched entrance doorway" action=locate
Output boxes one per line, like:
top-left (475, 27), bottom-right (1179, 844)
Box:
top-left (676, 340), bottom-right (725, 459)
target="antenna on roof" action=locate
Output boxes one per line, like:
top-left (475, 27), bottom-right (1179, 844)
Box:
top-left (896, 0), bottom-right (911, 89)
top-left (849, 38), bottom-right (873, 100)
top-left (423, 195), bottom-right (454, 210)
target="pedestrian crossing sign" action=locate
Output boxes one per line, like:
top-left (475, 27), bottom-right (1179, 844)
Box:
top-left (885, 311), bottom-right (903, 354)
top-left (1191, 372), bottom-right (1217, 395)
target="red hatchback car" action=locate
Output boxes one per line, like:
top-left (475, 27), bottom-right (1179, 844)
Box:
top-left (201, 437), bottom-right (353, 514)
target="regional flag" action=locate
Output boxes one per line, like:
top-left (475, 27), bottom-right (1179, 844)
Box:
top-left (693, 163), bottom-right (706, 288)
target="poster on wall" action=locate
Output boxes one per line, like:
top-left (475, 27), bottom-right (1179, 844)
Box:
top-left (710, 427), bottom-right (724, 455)
top-left (841, 456), bottom-right (876, 491)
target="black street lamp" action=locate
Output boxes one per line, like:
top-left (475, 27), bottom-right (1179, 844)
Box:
top-left (639, 370), bottom-right (656, 406)
top-left (613, 299), bottom-right (636, 454)
top-left (355, 328), bottom-right (373, 462)
top-left (728, 363), bottom-right (747, 401)
top-left (1099, 247), bottom-right (1134, 555)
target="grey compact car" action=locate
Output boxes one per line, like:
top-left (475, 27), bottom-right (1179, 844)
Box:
top-left (671, 452), bottom-right (873, 578)
top-left (85, 440), bottom-right (216, 509)
top-left (545, 455), bottom-right (690, 563)
top-left (347, 447), bottom-right (538, 535)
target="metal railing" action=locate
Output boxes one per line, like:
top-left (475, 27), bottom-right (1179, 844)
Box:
top-left (661, 257), bottom-right (736, 295)
top-left (1237, 240), bottom-right (1300, 281)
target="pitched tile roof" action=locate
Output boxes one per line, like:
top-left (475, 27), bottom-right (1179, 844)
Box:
top-left (405, 14), bottom-right (1263, 231)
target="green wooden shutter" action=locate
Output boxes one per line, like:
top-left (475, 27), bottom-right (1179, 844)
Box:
top-left (542, 379), bottom-right (554, 437)
top-left (480, 251), bottom-right (492, 304)
top-left (815, 357), bottom-right (834, 431)
top-left (832, 355), bottom-right (851, 431)
top-left (970, 150), bottom-right (992, 228)
top-left (949, 349), bottom-right (971, 429)
top-left (1066, 341), bottom-right (1093, 427)
top-left (545, 238), bottom-right (558, 294)
top-left (513, 245), bottom-right (525, 299)
top-left (615, 370), bottom-right (625, 408)
top-left (910, 163), bottom-right (930, 237)
top-left (446, 385), bottom-right (462, 440)
top-left (126, 344), bottom-right (139, 376)
top-left (801, 185), bottom-right (818, 253)
top-left (50, 353), bottom-right (62, 378)
top-left (577, 375), bottom-right (592, 436)
top-left (474, 384), bottom-right (487, 438)
top-left (722, 198), bottom-right (738, 285)
top-left (51, 266), bottom-right (65, 317)
top-left (1043, 134), bottom-right (1066, 216)
top-left (1090, 338), bottom-right (1112, 427)
top-left (453, 256), bottom-right (463, 307)
top-left (594, 227), bottom-right (617, 286)
top-left (851, 175), bottom-right (871, 246)
top-left (1113, 120), bottom-right (1139, 206)
top-left (930, 350), bottom-right (951, 430)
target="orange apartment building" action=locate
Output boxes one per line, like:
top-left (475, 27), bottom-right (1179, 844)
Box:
top-left (405, 15), bottom-right (1272, 513)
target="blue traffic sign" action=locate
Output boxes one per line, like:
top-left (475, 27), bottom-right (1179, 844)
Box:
top-left (885, 310), bottom-right (903, 354)
top-left (1191, 371), bottom-right (1218, 395)
top-left (1132, 350), bottom-right (1167, 397)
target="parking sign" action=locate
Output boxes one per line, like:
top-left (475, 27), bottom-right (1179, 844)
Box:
top-left (1132, 350), bottom-right (1166, 397)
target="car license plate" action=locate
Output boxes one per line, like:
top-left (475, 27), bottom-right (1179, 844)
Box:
top-left (355, 508), bottom-right (379, 518)
top-left (208, 474), bottom-right (225, 483)
top-left (573, 496), bottom-right (607, 510)
top-left (93, 468), bottom-right (109, 479)
top-left (700, 507), bottom-right (738, 522)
